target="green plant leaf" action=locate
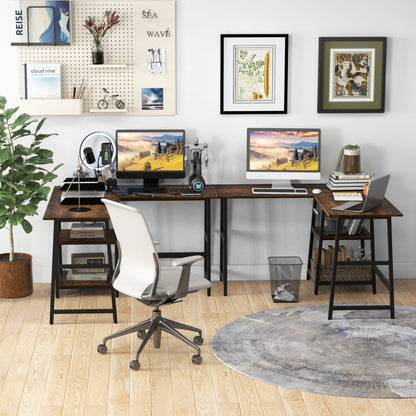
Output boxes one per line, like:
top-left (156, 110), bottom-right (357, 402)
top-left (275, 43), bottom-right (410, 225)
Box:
top-left (35, 118), bottom-right (46, 134)
top-left (0, 96), bottom-right (6, 109)
top-left (5, 107), bottom-right (19, 120)
top-left (19, 204), bottom-right (38, 215)
top-left (0, 148), bottom-right (12, 163)
top-left (9, 211), bottom-right (24, 225)
top-left (11, 113), bottom-right (32, 129)
top-left (21, 219), bottom-right (33, 234)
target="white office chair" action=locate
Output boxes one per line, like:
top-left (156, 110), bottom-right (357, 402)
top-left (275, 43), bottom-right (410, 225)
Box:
top-left (97, 198), bottom-right (211, 370)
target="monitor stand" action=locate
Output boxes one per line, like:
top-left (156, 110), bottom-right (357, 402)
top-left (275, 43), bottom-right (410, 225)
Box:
top-left (127, 178), bottom-right (167, 194)
top-left (251, 180), bottom-right (307, 195)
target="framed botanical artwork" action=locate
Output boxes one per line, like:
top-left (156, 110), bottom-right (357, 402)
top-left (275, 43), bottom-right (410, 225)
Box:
top-left (317, 37), bottom-right (387, 113)
top-left (220, 34), bottom-right (288, 114)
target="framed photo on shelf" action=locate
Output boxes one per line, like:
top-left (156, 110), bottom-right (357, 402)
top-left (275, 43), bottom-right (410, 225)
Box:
top-left (317, 37), bottom-right (387, 113)
top-left (220, 34), bottom-right (288, 114)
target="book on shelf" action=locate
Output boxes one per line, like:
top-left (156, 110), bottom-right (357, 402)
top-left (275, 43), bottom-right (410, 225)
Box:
top-left (66, 270), bottom-right (108, 281)
top-left (23, 63), bottom-right (61, 99)
top-left (326, 180), bottom-right (364, 191)
top-left (71, 252), bottom-right (105, 273)
top-left (70, 222), bottom-right (105, 239)
top-left (330, 171), bottom-right (371, 180)
top-left (329, 176), bottom-right (369, 184)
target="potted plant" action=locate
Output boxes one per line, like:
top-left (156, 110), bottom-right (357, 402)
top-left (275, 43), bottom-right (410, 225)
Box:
top-left (0, 96), bottom-right (62, 298)
top-left (335, 144), bottom-right (361, 174)
top-left (84, 10), bottom-right (120, 65)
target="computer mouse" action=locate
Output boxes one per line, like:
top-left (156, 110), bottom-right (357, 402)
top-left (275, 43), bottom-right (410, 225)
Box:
top-left (312, 188), bottom-right (322, 195)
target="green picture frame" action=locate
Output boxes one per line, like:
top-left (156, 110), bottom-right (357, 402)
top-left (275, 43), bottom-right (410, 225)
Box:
top-left (317, 37), bottom-right (387, 113)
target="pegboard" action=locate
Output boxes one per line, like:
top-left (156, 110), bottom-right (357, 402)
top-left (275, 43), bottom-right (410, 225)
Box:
top-left (17, 1), bottom-right (176, 115)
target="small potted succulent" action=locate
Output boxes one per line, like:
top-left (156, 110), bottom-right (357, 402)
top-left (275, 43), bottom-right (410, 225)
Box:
top-left (84, 10), bottom-right (120, 65)
top-left (0, 96), bottom-right (62, 298)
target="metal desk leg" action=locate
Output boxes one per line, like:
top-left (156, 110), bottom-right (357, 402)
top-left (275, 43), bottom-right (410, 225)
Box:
top-left (49, 220), bottom-right (60, 324)
top-left (370, 219), bottom-right (377, 294)
top-left (104, 220), bottom-right (117, 323)
top-left (328, 217), bottom-right (344, 320)
top-left (220, 198), bottom-right (228, 296)
top-left (307, 199), bottom-right (317, 280)
top-left (204, 199), bottom-right (211, 296)
top-left (387, 218), bottom-right (395, 319)
top-left (314, 210), bottom-right (326, 295)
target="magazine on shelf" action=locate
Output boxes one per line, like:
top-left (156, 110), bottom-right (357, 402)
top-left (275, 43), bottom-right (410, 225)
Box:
top-left (10, 1), bottom-right (71, 46)
top-left (23, 63), bottom-right (61, 99)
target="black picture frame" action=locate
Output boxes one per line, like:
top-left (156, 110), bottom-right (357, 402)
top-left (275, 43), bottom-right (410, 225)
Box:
top-left (220, 34), bottom-right (288, 114)
top-left (317, 37), bottom-right (387, 113)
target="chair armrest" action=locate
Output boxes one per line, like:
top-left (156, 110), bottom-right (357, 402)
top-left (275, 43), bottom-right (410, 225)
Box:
top-left (171, 255), bottom-right (203, 267)
top-left (173, 255), bottom-right (203, 299)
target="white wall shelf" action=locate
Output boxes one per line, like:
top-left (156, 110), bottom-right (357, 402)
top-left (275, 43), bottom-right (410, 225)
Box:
top-left (89, 64), bottom-right (128, 68)
top-left (89, 109), bottom-right (128, 113)
top-left (21, 99), bottom-right (83, 116)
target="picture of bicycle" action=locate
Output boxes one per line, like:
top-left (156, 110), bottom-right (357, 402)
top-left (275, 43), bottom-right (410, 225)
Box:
top-left (97, 88), bottom-right (125, 110)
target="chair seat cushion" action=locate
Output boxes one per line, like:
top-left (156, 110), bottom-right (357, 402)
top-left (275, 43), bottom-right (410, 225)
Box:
top-left (155, 269), bottom-right (211, 297)
top-left (114, 269), bottom-right (211, 299)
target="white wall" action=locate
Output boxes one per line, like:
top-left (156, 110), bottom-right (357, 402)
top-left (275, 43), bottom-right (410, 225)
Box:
top-left (0, 0), bottom-right (415, 283)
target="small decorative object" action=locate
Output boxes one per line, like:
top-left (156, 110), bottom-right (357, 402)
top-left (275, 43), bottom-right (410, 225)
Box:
top-left (220, 34), bottom-right (288, 114)
top-left (84, 10), bottom-right (120, 65)
top-left (0, 96), bottom-right (62, 298)
top-left (317, 37), bottom-right (387, 113)
top-left (97, 88), bottom-right (125, 110)
top-left (335, 144), bottom-right (361, 174)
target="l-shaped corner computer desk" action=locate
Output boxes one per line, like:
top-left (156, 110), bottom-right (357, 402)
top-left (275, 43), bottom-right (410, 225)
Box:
top-left (43, 183), bottom-right (402, 323)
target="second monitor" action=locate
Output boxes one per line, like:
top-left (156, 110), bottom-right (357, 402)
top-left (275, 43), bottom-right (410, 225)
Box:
top-left (247, 128), bottom-right (321, 194)
top-left (116, 129), bottom-right (185, 193)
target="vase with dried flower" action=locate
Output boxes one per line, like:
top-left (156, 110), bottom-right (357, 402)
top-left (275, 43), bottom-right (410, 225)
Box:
top-left (84, 10), bottom-right (120, 65)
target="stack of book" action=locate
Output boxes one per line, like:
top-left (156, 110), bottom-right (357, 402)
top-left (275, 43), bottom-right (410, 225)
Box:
top-left (70, 222), bottom-right (105, 239)
top-left (312, 244), bottom-right (348, 266)
top-left (326, 171), bottom-right (371, 191)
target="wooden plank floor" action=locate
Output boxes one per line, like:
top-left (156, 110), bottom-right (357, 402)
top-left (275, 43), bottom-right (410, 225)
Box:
top-left (1, 279), bottom-right (416, 416)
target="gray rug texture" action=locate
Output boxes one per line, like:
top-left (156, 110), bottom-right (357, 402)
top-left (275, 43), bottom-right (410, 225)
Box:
top-left (212, 304), bottom-right (416, 398)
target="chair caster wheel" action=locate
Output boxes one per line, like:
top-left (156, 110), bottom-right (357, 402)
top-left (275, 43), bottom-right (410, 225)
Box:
top-left (130, 360), bottom-right (140, 370)
top-left (191, 354), bottom-right (202, 365)
top-left (193, 335), bottom-right (203, 345)
top-left (137, 330), bottom-right (147, 339)
top-left (97, 344), bottom-right (107, 354)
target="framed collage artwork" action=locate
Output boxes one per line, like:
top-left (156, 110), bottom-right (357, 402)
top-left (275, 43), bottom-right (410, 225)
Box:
top-left (317, 37), bottom-right (387, 113)
top-left (220, 34), bottom-right (288, 114)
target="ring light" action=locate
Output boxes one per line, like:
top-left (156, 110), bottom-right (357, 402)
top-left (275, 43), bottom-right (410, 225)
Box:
top-left (79, 131), bottom-right (116, 173)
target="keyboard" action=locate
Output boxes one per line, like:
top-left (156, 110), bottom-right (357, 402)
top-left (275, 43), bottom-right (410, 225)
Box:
top-left (252, 188), bottom-right (308, 195)
top-left (333, 192), bottom-right (363, 201)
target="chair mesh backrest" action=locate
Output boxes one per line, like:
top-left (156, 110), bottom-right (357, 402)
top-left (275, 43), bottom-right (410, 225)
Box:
top-left (102, 199), bottom-right (158, 297)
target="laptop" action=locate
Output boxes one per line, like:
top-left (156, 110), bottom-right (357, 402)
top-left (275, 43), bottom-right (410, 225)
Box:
top-left (332, 175), bottom-right (390, 213)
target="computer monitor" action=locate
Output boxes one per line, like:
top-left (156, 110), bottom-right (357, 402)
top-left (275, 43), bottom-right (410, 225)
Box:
top-left (116, 129), bottom-right (185, 193)
top-left (247, 128), bottom-right (321, 192)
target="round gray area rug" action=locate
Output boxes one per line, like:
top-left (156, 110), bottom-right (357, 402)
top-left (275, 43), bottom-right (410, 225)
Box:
top-left (212, 304), bottom-right (416, 398)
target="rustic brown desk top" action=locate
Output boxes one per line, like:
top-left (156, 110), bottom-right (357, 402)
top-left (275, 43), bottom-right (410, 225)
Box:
top-left (314, 187), bottom-right (403, 219)
top-left (214, 183), bottom-right (323, 199)
top-left (43, 185), bottom-right (217, 221)
top-left (44, 184), bottom-right (402, 221)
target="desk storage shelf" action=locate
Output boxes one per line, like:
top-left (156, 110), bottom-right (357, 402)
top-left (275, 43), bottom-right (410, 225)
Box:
top-left (307, 202), bottom-right (374, 295)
